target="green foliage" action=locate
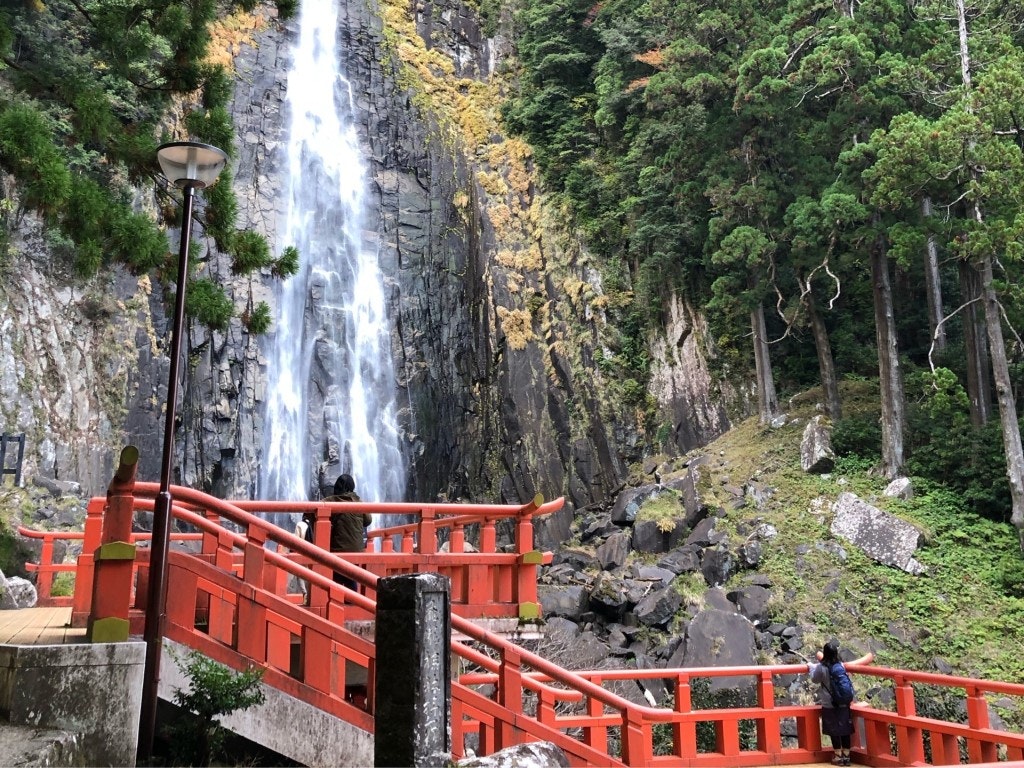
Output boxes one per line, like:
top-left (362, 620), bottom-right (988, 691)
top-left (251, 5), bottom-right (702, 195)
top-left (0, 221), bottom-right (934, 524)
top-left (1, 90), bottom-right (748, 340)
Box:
top-left (168, 650), bottom-right (265, 767)
top-left (50, 572), bottom-right (75, 597)
top-left (203, 169), bottom-right (239, 252)
top-left (273, 245), bottom-right (300, 278)
top-left (904, 369), bottom-right (1013, 519)
top-left (231, 229), bottom-right (272, 274)
top-left (275, 0), bottom-right (298, 20)
top-left (832, 415), bottom-right (882, 462)
top-left (0, 0), bottom-right (293, 335)
top-left (200, 65), bottom-right (233, 109)
top-left (186, 278), bottom-right (234, 331)
top-left (185, 107), bottom-right (235, 160)
top-left (244, 301), bottom-right (272, 335)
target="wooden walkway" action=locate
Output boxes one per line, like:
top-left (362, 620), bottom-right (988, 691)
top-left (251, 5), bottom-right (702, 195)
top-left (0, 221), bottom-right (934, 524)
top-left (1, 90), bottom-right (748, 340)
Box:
top-left (0, 607), bottom-right (85, 645)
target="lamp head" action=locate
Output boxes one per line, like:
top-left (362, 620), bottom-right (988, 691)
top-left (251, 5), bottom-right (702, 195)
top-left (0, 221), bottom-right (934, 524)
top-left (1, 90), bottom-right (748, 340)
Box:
top-left (156, 141), bottom-right (228, 189)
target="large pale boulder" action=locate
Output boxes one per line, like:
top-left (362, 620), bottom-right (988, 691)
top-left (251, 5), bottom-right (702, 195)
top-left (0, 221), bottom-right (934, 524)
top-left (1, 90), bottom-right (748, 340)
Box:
top-left (0, 571), bottom-right (38, 610)
top-left (457, 740), bottom-right (570, 767)
top-left (830, 492), bottom-right (927, 575)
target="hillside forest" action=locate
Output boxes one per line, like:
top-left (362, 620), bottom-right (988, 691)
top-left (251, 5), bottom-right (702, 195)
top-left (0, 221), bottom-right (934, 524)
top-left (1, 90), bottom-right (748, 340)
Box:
top-left (498, 0), bottom-right (1024, 548)
top-left (1, 0), bottom-right (1024, 552)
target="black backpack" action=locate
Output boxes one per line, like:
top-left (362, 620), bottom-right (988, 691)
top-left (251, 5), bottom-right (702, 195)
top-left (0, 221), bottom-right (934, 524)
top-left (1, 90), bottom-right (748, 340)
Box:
top-left (829, 662), bottom-right (855, 706)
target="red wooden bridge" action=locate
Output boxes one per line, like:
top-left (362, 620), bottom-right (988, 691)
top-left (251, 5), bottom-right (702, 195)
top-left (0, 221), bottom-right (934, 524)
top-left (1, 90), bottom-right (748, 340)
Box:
top-left (19, 471), bottom-right (1024, 766)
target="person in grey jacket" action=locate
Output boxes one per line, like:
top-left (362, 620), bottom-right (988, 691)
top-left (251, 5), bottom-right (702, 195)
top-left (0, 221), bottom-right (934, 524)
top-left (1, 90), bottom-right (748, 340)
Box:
top-left (809, 640), bottom-right (873, 766)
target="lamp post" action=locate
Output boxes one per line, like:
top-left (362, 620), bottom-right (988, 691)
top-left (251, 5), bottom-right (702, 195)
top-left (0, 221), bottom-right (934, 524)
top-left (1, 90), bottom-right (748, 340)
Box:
top-left (138, 141), bottom-right (227, 763)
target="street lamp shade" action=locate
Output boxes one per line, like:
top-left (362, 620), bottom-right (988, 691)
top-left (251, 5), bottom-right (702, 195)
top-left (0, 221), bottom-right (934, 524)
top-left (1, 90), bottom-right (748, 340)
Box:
top-left (156, 141), bottom-right (228, 189)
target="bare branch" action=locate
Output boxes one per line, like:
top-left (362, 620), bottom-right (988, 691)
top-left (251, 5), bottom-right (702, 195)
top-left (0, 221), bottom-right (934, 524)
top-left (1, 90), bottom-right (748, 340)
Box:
top-left (927, 297), bottom-right (982, 374)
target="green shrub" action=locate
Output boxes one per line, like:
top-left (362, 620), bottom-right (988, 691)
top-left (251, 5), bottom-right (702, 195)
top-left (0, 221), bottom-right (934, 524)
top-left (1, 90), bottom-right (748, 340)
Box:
top-left (186, 278), bottom-right (234, 331)
top-left (231, 229), bottom-right (272, 274)
top-left (273, 245), bottom-right (300, 278)
top-left (167, 650), bottom-right (266, 767)
top-left (244, 301), bottom-right (272, 335)
top-left (831, 414), bottom-right (881, 460)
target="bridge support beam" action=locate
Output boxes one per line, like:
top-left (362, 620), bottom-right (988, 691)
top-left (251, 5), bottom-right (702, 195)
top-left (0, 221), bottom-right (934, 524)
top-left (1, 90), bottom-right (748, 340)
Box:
top-left (374, 573), bottom-right (451, 768)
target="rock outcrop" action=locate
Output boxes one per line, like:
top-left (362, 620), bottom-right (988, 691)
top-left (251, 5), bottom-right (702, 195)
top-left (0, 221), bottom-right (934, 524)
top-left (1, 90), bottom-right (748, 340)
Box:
top-left (0, 0), bottom-right (735, 508)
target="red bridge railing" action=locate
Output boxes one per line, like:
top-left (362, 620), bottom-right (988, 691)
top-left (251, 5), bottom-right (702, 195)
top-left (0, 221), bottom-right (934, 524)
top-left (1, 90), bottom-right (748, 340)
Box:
top-left (17, 480), bottom-right (1024, 766)
top-left (21, 483), bottom-right (560, 630)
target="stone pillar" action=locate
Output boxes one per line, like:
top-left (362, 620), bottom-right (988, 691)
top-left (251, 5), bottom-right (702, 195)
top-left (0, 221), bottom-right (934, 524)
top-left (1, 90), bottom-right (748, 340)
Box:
top-left (374, 573), bottom-right (451, 767)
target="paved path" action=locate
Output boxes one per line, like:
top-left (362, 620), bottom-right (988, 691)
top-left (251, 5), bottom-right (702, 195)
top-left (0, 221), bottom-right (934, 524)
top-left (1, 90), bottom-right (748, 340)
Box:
top-left (0, 606), bottom-right (84, 645)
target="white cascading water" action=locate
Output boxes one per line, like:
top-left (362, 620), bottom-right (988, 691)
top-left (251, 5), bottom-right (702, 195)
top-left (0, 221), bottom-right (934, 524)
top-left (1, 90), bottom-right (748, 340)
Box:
top-left (259, 0), bottom-right (405, 515)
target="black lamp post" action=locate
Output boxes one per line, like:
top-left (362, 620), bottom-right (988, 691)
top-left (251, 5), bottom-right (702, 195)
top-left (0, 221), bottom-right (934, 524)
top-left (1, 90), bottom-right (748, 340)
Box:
top-left (138, 141), bottom-right (227, 763)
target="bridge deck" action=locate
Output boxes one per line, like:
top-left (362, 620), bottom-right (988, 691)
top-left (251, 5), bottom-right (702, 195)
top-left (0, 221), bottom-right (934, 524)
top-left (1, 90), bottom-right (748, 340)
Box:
top-left (0, 607), bottom-right (84, 645)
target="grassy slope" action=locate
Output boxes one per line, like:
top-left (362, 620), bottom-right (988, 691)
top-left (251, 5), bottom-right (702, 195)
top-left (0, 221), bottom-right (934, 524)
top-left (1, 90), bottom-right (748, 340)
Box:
top-left (682, 381), bottom-right (1024, 695)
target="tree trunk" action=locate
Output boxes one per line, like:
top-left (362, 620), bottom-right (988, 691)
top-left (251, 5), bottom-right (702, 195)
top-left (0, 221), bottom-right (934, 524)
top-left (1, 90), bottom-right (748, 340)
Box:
top-left (959, 260), bottom-right (992, 426)
top-left (807, 293), bottom-right (841, 420)
top-left (922, 197), bottom-right (946, 354)
top-left (956, 0), bottom-right (1024, 549)
top-left (751, 302), bottom-right (779, 424)
top-left (871, 233), bottom-right (906, 479)
top-left (980, 253), bottom-right (1024, 550)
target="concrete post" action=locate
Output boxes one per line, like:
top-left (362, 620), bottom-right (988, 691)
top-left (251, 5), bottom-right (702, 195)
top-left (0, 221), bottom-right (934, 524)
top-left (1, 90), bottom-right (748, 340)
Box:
top-left (374, 573), bottom-right (451, 768)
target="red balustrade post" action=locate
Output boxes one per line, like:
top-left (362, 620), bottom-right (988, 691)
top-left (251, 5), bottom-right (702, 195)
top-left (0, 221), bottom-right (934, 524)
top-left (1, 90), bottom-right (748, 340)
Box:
top-left (674, 674), bottom-right (697, 759)
top-left (450, 523), bottom-right (465, 553)
top-left (34, 537), bottom-right (55, 603)
top-left (306, 505), bottom-right (333, 613)
top-left (71, 497), bottom-right (108, 627)
top-left (582, 673), bottom-right (607, 753)
top-left (86, 446), bottom-right (139, 642)
top-left (756, 669), bottom-right (781, 755)
top-left (620, 706), bottom-right (650, 766)
top-left (418, 507), bottom-right (437, 555)
top-left (496, 645), bottom-right (523, 750)
top-left (965, 684), bottom-right (997, 763)
top-left (892, 674), bottom-right (925, 765)
top-left (237, 526), bottom-right (269, 663)
top-left (514, 494), bottom-right (545, 620)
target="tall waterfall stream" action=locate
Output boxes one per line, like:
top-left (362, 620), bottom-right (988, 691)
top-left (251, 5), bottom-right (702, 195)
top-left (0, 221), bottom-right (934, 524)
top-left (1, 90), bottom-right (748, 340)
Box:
top-left (259, 0), bottom-right (405, 519)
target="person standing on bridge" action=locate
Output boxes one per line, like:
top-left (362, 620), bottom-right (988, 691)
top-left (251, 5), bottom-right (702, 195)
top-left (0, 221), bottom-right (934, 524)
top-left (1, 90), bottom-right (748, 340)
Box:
top-left (809, 640), bottom-right (872, 766)
top-left (324, 474), bottom-right (371, 590)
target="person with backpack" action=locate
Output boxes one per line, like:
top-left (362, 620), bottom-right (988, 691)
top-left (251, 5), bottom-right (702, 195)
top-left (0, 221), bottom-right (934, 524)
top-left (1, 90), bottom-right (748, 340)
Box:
top-left (809, 640), bottom-right (873, 766)
top-left (301, 474), bottom-right (371, 590)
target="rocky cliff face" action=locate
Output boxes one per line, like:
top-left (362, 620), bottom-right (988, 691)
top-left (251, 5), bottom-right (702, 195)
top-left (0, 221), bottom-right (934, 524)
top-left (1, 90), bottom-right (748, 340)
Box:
top-left (0, 0), bottom-right (733, 520)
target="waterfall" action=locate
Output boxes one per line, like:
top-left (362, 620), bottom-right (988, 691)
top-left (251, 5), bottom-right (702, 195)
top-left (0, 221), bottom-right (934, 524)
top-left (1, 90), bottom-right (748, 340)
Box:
top-left (259, 0), bottom-right (405, 515)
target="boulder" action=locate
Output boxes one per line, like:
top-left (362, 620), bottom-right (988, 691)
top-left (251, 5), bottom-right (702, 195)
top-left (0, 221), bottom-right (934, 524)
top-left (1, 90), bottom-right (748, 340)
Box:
top-left (589, 572), bottom-right (631, 621)
top-left (610, 485), bottom-right (659, 524)
top-left (683, 606), bottom-right (757, 694)
top-left (632, 518), bottom-right (687, 553)
top-left (457, 741), bottom-right (570, 767)
top-left (685, 517), bottom-right (720, 547)
top-left (552, 548), bottom-right (600, 573)
top-left (634, 585), bottom-right (683, 628)
top-left (596, 530), bottom-right (631, 570)
top-left (30, 476), bottom-right (82, 497)
top-left (726, 584), bottom-right (772, 626)
top-left (700, 547), bottom-right (736, 587)
top-left (830, 492), bottom-right (927, 575)
top-left (539, 585), bottom-right (589, 621)
top-left (0, 572), bottom-right (38, 610)
top-left (800, 416), bottom-right (835, 474)
top-left (657, 546), bottom-right (702, 575)
top-left (884, 477), bottom-right (914, 500)
top-left (635, 565), bottom-right (677, 587)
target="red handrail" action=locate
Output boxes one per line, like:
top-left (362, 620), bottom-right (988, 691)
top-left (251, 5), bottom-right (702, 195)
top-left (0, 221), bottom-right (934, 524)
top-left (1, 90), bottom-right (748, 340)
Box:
top-left (21, 486), bottom-right (560, 626)
top-left (19, 482), bottom-right (1024, 766)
